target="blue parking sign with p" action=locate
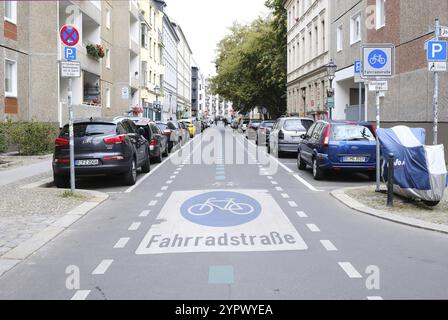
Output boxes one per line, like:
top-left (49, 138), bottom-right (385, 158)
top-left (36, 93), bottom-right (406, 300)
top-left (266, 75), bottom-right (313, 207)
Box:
top-left (64, 47), bottom-right (77, 61)
top-left (354, 60), bottom-right (362, 74)
top-left (427, 40), bottom-right (447, 61)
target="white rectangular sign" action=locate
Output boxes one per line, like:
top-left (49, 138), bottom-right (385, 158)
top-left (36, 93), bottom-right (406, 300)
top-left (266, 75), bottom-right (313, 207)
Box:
top-left (61, 61), bottom-right (80, 78)
top-left (428, 61), bottom-right (447, 72)
top-left (440, 26), bottom-right (448, 38)
top-left (362, 44), bottom-right (395, 78)
top-left (136, 189), bottom-right (308, 255)
top-left (368, 80), bottom-right (388, 92)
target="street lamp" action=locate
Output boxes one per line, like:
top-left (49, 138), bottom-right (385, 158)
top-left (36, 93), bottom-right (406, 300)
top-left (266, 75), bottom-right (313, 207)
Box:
top-left (326, 59), bottom-right (337, 120)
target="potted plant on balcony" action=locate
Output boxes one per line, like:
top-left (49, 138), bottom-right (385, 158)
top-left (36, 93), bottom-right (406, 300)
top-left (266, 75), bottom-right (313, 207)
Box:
top-left (86, 44), bottom-right (105, 61)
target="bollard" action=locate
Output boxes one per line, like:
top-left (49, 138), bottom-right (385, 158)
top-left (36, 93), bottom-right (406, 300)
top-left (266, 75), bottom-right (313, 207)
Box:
top-left (387, 153), bottom-right (395, 207)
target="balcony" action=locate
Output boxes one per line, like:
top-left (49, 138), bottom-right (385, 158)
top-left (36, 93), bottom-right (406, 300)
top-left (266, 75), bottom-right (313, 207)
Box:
top-left (129, 0), bottom-right (139, 21)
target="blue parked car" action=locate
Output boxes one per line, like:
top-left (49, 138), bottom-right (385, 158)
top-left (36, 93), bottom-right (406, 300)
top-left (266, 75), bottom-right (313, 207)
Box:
top-left (297, 120), bottom-right (377, 180)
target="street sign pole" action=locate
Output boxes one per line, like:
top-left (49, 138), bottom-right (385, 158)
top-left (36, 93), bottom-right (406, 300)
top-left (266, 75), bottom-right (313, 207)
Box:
top-left (359, 82), bottom-right (362, 121)
top-left (68, 77), bottom-right (75, 193)
top-left (375, 89), bottom-right (381, 192)
top-left (433, 19), bottom-right (440, 145)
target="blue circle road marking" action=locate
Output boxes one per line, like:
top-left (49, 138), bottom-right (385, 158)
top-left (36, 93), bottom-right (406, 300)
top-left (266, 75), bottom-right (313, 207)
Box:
top-left (180, 191), bottom-right (262, 227)
top-left (368, 49), bottom-right (387, 69)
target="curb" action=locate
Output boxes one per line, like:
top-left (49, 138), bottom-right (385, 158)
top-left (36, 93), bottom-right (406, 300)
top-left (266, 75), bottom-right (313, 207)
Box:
top-left (0, 184), bottom-right (109, 277)
top-left (331, 187), bottom-right (448, 235)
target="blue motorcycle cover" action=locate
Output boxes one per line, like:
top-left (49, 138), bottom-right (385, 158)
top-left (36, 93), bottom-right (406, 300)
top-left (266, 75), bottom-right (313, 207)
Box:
top-left (377, 126), bottom-right (447, 202)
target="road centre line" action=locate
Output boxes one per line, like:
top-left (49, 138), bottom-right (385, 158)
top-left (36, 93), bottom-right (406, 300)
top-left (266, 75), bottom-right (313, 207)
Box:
top-left (161, 186), bottom-right (168, 191)
top-left (275, 187), bottom-right (284, 192)
top-left (125, 136), bottom-right (198, 193)
top-left (114, 237), bottom-right (130, 249)
top-left (92, 259), bottom-right (114, 275)
top-left (320, 240), bottom-right (338, 251)
top-left (166, 180), bottom-right (173, 184)
top-left (281, 193), bottom-right (290, 199)
top-left (339, 262), bottom-right (363, 279)
top-left (306, 224), bottom-right (321, 232)
top-left (128, 222), bottom-right (141, 231)
top-left (139, 210), bottom-right (151, 217)
top-left (71, 290), bottom-right (91, 300)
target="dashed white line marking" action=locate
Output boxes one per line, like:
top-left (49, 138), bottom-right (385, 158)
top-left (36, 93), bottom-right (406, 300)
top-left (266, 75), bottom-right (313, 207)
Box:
top-left (161, 186), bottom-right (168, 191)
top-left (288, 201), bottom-right (298, 208)
top-left (139, 210), bottom-right (151, 217)
top-left (367, 296), bottom-right (384, 300)
top-left (306, 224), bottom-right (321, 232)
top-left (267, 176), bottom-right (273, 180)
top-left (155, 192), bottom-right (164, 198)
top-left (128, 222), bottom-right (141, 231)
top-left (339, 262), bottom-right (363, 279)
top-left (148, 200), bottom-right (158, 207)
top-left (92, 259), bottom-right (114, 275)
top-left (170, 176), bottom-right (176, 179)
top-left (292, 174), bottom-right (321, 192)
top-left (271, 181), bottom-right (278, 185)
top-left (281, 193), bottom-right (290, 199)
top-left (320, 240), bottom-right (338, 251)
top-left (275, 187), bottom-right (284, 192)
top-left (166, 180), bottom-right (173, 184)
top-left (71, 290), bottom-right (91, 300)
top-left (296, 211), bottom-right (308, 218)
top-left (114, 237), bottom-right (130, 249)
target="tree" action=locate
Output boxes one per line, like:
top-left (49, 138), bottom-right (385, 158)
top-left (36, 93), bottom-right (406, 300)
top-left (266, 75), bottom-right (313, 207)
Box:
top-left (211, 2), bottom-right (287, 118)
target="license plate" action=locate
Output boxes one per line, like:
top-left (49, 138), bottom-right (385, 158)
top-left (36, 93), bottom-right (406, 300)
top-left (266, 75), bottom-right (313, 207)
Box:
top-left (75, 159), bottom-right (99, 166)
top-left (291, 136), bottom-right (300, 142)
top-left (343, 156), bottom-right (366, 163)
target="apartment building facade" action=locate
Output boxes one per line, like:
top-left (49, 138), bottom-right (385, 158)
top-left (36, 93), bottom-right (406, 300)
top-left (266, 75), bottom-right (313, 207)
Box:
top-left (172, 22), bottom-right (192, 120)
top-left (284, 0), bottom-right (331, 120)
top-left (161, 10), bottom-right (179, 121)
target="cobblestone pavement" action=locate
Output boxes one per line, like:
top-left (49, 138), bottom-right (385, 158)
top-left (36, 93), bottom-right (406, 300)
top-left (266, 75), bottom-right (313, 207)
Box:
top-left (0, 173), bottom-right (91, 257)
top-left (346, 186), bottom-right (448, 226)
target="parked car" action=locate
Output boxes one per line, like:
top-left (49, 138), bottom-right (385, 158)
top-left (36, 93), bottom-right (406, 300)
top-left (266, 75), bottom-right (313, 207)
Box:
top-left (297, 120), bottom-right (377, 180)
top-left (256, 120), bottom-right (276, 146)
top-left (53, 118), bottom-right (150, 188)
top-left (245, 120), bottom-right (262, 140)
top-left (269, 117), bottom-right (314, 156)
top-left (180, 119), bottom-right (197, 138)
top-left (157, 121), bottom-right (180, 153)
top-left (131, 118), bottom-right (168, 163)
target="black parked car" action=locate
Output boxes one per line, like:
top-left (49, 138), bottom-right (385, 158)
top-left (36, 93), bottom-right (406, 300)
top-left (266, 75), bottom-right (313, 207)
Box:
top-left (131, 118), bottom-right (168, 163)
top-left (53, 118), bottom-right (150, 188)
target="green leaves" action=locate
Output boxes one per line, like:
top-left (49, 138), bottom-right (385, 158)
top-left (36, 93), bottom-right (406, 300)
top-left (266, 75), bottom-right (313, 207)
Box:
top-left (211, 3), bottom-right (287, 118)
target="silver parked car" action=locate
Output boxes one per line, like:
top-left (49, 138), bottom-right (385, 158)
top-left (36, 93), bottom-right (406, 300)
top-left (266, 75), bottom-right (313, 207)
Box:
top-left (269, 117), bottom-right (314, 156)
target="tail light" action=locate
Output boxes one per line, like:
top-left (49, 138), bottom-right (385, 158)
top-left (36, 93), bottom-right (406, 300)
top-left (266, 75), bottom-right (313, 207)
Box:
top-left (323, 125), bottom-right (331, 146)
top-left (55, 137), bottom-right (69, 147)
top-left (103, 156), bottom-right (124, 161)
top-left (54, 158), bottom-right (70, 164)
top-left (278, 130), bottom-right (285, 140)
top-left (164, 130), bottom-right (171, 137)
top-left (104, 135), bottom-right (126, 145)
top-left (149, 139), bottom-right (158, 146)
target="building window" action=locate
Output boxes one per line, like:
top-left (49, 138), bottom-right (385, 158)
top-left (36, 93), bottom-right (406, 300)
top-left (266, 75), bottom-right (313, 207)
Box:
top-left (321, 20), bottom-right (326, 52)
top-left (106, 49), bottom-right (110, 69)
top-left (337, 24), bottom-right (343, 52)
top-left (350, 13), bottom-right (361, 44)
top-left (4, 1), bottom-right (17, 24)
top-left (106, 88), bottom-right (111, 108)
top-left (106, 9), bottom-right (111, 29)
top-left (376, 0), bottom-right (386, 29)
top-left (5, 59), bottom-right (17, 97)
top-left (142, 61), bottom-right (148, 86)
top-left (315, 26), bottom-right (318, 55)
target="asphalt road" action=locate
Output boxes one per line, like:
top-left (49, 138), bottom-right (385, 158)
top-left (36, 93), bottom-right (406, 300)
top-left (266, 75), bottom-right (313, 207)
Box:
top-left (0, 125), bottom-right (447, 300)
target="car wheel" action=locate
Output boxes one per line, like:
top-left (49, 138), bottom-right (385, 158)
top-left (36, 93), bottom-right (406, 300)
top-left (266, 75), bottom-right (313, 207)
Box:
top-left (141, 149), bottom-right (151, 173)
top-left (423, 200), bottom-right (440, 207)
top-left (54, 175), bottom-right (69, 188)
top-left (163, 145), bottom-right (169, 157)
top-left (123, 158), bottom-right (137, 186)
top-left (297, 152), bottom-right (306, 171)
top-left (154, 149), bottom-right (163, 163)
top-left (312, 158), bottom-right (324, 181)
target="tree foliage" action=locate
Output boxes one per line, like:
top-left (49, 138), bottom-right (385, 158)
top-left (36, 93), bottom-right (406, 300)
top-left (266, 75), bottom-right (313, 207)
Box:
top-left (210, 1), bottom-right (287, 118)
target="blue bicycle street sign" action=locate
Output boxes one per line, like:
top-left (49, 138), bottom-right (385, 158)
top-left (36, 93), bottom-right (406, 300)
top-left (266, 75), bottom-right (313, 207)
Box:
top-left (427, 40), bottom-right (447, 61)
top-left (64, 47), bottom-right (77, 61)
top-left (368, 49), bottom-right (388, 69)
top-left (362, 44), bottom-right (395, 78)
top-left (180, 191), bottom-right (262, 227)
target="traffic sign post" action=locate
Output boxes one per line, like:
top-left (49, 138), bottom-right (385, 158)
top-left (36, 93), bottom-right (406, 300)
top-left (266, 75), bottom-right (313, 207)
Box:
top-left (361, 43), bottom-right (395, 192)
top-left (354, 60), bottom-right (364, 121)
top-left (60, 25), bottom-right (79, 193)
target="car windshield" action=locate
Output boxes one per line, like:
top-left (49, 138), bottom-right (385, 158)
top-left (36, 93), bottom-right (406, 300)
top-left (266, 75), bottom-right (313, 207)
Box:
top-left (261, 122), bottom-right (275, 128)
top-left (331, 125), bottom-right (376, 141)
top-left (251, 121), bottom-right (261, 128)
top-left (283, 120), bottom-right (306, 131)
top-left (61, 123), bottom-right (116, 138)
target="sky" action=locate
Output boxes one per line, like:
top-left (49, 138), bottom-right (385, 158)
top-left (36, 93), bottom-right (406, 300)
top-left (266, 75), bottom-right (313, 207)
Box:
top-left (165, 0), bottom-right (269, 78)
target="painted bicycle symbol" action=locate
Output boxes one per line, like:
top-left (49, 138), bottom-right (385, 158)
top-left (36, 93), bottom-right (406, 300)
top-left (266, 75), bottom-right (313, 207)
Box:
top-left (368, 50), bottom-right (388, 69)
top-left (188, 198), bottom-right (254, 216)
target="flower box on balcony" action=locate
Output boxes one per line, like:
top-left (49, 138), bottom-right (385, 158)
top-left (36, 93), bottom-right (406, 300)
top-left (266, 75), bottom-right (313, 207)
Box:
top-left (86, 44), bottom-right (105, 61)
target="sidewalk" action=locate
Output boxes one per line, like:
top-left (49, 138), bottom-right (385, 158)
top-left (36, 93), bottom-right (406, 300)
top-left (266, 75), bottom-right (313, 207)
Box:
top-left (0, 157), bottom-right (52, 187)
top-left (332, 186), bottom-right (448, 234)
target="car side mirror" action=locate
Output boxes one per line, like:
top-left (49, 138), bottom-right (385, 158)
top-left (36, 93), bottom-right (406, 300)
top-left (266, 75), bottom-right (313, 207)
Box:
top-left (300, 134), bottom-right (306, 139)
